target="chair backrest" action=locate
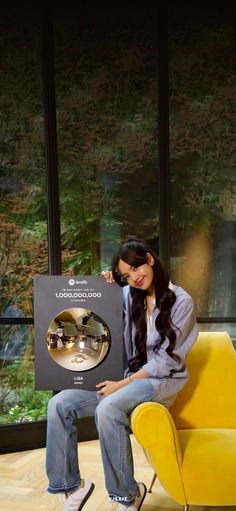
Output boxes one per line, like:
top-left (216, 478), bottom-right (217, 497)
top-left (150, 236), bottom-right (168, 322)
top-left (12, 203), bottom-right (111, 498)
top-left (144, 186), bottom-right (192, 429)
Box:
top-left (170, 331), bottom-right (236, 429)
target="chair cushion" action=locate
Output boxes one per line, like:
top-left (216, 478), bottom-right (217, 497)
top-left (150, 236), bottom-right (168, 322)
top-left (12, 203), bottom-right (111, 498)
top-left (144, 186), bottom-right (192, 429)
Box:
top-left (178, 428), bottom-right (236, 505)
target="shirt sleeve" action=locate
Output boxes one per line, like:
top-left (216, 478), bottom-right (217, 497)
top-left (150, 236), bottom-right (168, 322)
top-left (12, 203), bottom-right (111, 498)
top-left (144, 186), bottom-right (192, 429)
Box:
top-left (142, 296), bottom-right (198, 378)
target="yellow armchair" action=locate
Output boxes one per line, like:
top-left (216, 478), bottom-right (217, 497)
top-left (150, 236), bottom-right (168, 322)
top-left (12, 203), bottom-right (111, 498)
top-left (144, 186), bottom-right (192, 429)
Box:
top-left (131, 332), bottom-right (236, 509)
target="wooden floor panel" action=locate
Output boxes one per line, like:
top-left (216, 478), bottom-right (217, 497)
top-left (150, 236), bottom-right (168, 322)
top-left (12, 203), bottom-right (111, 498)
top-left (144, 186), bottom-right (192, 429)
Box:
top-left (0, 436), bottom-right (235, 511)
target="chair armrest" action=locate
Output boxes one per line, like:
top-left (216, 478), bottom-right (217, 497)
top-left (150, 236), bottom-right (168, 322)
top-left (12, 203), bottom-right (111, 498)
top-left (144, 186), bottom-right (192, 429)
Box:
top-left (131, 402), bottom-right (187, 505)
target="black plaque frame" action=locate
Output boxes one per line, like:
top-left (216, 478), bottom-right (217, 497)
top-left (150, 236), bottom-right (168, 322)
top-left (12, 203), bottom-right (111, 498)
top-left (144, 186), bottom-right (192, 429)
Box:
top-left (34, 276), bottom-right (123, 390)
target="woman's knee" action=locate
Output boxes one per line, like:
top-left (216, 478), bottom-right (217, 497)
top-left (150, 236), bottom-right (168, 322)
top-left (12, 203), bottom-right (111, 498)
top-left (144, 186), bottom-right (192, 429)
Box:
top-left (95, 398), bottom-right (128, 431)
top-left (47, 390), bottom-right (70, 419)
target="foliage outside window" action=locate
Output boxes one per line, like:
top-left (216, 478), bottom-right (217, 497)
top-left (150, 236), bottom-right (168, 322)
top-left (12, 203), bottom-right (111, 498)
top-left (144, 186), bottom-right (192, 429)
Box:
top-left (0, 324), bottom-right (51, 424)
top-left (0, 11), bottom-right (50, 424)
top-left (54, 4), bottom-right (159, 274)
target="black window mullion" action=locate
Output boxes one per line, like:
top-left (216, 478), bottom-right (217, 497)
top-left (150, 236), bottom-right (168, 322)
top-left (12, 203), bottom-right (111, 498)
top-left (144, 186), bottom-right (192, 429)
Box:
top-left (41, 4), bottom-right (61, 276)
top-left (158, 4), bottom-right (170, 270)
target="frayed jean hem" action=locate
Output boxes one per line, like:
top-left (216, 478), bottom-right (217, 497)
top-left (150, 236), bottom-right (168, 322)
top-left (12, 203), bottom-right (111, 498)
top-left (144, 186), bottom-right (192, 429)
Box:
top-left (47, 480), bottom-right (81, 494)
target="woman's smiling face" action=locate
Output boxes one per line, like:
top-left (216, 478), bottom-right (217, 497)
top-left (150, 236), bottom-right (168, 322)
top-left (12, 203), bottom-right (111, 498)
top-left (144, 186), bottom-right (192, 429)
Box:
top-left (118, 253), bottom-right (154, 293)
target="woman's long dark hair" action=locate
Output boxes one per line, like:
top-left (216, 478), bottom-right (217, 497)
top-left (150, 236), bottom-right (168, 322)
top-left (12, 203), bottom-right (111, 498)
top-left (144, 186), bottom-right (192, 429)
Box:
top-left (112, 238), bottom-right (177, 372)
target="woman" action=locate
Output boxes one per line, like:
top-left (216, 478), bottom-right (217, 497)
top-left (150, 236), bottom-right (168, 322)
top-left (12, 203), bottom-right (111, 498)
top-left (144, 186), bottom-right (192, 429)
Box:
top-left (46, 238), bottom-right (198, 511)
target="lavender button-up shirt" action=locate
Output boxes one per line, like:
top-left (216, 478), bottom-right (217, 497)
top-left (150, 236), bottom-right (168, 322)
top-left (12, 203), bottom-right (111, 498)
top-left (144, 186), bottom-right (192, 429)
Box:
top-left (122, 283), bottom-right (198, 405)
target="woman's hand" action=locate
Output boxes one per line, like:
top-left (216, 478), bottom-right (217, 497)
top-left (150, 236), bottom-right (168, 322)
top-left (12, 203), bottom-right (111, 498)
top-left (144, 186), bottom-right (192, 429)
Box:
top-left (101, 271), bottom-right (115, 284)
top-left (96, 379), bottom-right (126, 396)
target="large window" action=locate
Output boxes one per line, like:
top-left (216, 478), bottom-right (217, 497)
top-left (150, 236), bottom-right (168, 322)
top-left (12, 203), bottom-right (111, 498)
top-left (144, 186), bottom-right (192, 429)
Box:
top-left (1, 2), bottom-right (236, 442)
top-left (0, 6), bottom-right (50, 427)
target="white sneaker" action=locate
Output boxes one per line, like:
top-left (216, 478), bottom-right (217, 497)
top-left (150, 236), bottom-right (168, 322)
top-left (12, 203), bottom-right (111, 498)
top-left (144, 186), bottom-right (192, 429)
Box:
top-left (116, 482), bottom-right (147, 510)
top-left (64, 479), bottom-right (95, 511)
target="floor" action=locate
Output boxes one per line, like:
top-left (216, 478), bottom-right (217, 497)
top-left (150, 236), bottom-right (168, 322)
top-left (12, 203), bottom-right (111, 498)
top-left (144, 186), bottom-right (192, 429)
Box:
top-left (0, 436), bottom-right (235, 511)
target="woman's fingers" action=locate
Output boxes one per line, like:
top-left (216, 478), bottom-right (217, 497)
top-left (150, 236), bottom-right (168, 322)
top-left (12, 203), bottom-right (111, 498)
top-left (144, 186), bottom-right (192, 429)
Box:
top-left (96, 381), bottom-right (107, 388)
top-left (101, 270), bottom-right (115, 283)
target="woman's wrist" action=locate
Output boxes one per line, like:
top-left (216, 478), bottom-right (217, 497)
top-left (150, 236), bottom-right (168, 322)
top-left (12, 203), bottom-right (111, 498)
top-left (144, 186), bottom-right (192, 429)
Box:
top-left (128, 374), bottom-right (135, 383)
top-left (121, 376), bottom-right (135, 387)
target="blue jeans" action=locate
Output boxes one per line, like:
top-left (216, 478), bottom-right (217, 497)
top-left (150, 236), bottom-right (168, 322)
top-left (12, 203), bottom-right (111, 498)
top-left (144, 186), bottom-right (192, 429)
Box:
top-left (46, 379), bottom-right (154, 504)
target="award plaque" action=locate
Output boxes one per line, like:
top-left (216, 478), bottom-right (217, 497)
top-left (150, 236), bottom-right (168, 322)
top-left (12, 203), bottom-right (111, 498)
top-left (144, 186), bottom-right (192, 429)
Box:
top-left (34, 275), bottom-right (123, 390)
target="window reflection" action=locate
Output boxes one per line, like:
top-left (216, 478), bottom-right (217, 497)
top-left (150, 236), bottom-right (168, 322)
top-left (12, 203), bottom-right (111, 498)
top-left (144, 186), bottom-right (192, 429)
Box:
top-left (47, 308), bottom-right (111, 371)
top-left (169, 5), bottom-right (236, 317)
